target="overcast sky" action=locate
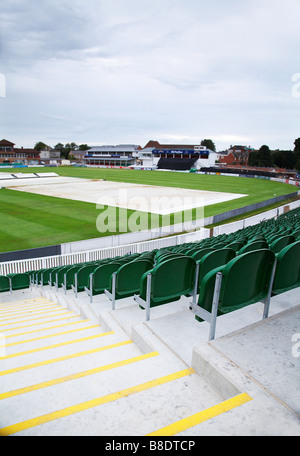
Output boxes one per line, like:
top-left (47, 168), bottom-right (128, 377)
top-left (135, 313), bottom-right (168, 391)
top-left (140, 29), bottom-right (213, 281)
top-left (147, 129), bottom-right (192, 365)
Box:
top-left (1, 0), bottom-right (299, 151)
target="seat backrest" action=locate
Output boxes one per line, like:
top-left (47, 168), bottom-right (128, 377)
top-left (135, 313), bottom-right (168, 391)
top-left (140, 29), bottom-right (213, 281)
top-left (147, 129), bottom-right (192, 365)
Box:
top-left (269, 235), bottom-right (295, 254)
top-left (272, 240), bottom-right (300, 294)
top-left (238, 240), bottom-right (268, 255)
top-left (65, 266), bottom-right (83, 287)
top-left (219, 249), bottom-right (276, 314)
top-left (292, 229), bottom-right (300, 240)
top-left (197, 248), bottom-right (236, 291)
top-left (49, 266), bottom-right (63, 285)
top-left (155, 252), bottom-right (186, 264)
top-left (40, 268), bottom-right (54, 285)
top-left (56, 266), bottom-right (73, 284)
top-left (191, 248), bottom-right (215, 261)
top-left (0, 275), bottom-right (10, 293)
top-left (210, 242), bottom-right (227, 250)
top-left (226, 241), bottom-right (245, 252)
top-left (93, 262), bottom-right (121, 293)
top-left (145, 256), bottom-right (196, 305)
top-left (10, 273), bottom-right (30, 291)
top-left (77, 265), bottom-right (99, 290)
top-left (197, 249), bottom-right (275, 315)
top-left (36, 269), bottom-right (46, 282)
top-left (115, 259), bottom-right (153, 296)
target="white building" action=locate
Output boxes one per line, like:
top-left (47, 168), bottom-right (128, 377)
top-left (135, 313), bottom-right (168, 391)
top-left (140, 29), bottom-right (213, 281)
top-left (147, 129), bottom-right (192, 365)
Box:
top-left (84, 145), bottom-right (140, 167)
top-left (139, 141), bottom-right (218, 170)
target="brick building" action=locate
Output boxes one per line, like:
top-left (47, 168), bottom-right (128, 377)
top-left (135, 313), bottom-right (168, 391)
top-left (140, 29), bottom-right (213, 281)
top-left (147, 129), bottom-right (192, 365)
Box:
top-left (218, 145), bottom-right (254, 166)
top-left (0, 139), bottom-right (41, 165)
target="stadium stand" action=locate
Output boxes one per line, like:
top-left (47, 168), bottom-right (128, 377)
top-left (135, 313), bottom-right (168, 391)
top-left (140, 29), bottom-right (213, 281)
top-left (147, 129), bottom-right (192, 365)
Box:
top-left (0, 205), bottom-right (299, 436)
top-left (157, 157), bottom-right (198, 171)
top-left (1, 207), bottom-right (300, 337)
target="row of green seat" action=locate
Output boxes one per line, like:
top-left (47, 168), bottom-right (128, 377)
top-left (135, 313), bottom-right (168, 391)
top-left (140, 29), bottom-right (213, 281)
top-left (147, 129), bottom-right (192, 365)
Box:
top-left (0, 273), bottom-right (31, 294)
top-left (1, 208), bottom-right (299, 342)
top-left (0, 253), bottom-right (144, 295)
top-left (135, 240), bottom-right (300, 339)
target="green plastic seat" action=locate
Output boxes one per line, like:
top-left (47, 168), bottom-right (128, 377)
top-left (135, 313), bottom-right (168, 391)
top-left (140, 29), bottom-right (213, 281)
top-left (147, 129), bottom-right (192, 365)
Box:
top-left (191, 248), bottom-right (215, 262)
top-left (155, 252), bottom-right (186, 264)
top-left (0, 275), bottom-right (10, 293)
top-left (63, 266), bottom-right (83, 292)
top-left (34, 269), bottom-right (46, 286)
top-left (272, 241), bottom-right (300, 295)
top-left (48, 266), bottom-right (64, 287)
top-left (9, 273), bottom-right (31, 291)
top-left (292, 229), bottom-right (300, 240)
top-left (85, 262), bottom-right (122, 303)
top-left (55, 266), bottom-right (74, 289)
top-left (39, 268), bottom-right (55, 286)
top-left (191, 249), bottom-right (276, 340)
top-left (269, 235), bottom-right (295, 254)
top-left (195, 248), bottom-right (236, 294)
top-left (72, 264), bottom-right (100, 297)
top-left (135, 256), bottom-right (197, 320)
top-left (226, 241), bottom-right (246, 252)
top-left (115, 259), bottom-right (154, 299)
top-left (237, 240), bottom-right (269, 255)
top-left (105, 259), bottom-right (154, 309)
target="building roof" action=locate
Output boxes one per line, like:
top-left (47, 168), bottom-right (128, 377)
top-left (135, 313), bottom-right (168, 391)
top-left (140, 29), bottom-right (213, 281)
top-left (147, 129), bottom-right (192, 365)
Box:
top-left (0, 139), bottom-right (15, 146)
top-left (143, 140), bottom-right (212, 152)
top-left (89, 145), bottom-right (140, 153)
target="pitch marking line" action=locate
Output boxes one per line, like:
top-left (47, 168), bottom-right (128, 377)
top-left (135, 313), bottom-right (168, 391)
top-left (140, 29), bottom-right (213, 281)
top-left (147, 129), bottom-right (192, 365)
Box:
top-left (0, 367), bottom-right (191, 436)
top-left (147, 393), bottom-right (253, 436)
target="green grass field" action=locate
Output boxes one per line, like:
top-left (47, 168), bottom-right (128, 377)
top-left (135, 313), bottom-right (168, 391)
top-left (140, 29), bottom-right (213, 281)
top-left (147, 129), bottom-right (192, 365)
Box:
top-left (0, 167), bottom-right (297, 253)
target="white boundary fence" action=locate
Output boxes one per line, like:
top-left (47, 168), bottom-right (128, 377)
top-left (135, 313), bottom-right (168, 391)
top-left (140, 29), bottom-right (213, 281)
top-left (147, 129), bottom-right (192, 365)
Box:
top-left (0, 228), bottom-right (210, 276)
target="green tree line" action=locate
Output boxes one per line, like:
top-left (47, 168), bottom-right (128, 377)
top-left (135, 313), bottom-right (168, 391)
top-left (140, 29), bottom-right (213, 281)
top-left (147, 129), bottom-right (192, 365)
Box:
top-left (248, 138), bottom-right (300, 170)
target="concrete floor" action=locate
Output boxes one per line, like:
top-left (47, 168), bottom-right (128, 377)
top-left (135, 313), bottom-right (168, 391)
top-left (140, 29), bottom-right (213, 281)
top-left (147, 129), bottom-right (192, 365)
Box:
top-left (1, 285), bottom-right (299, 437)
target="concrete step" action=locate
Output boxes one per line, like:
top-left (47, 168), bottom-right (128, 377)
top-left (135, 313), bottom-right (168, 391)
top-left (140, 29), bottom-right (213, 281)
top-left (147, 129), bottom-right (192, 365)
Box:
top-left (0, 294), bottom-right (222, 436)
top-left (1, 288), bottom-right (299, 437)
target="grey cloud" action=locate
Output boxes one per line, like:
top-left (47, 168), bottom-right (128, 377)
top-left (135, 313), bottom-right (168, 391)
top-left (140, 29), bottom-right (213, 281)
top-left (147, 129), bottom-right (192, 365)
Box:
top-left (1, 0), bottom-right (300, 150)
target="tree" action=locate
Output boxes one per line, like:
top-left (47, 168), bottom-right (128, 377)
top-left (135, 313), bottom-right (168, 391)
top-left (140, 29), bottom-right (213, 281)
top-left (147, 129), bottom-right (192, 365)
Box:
top-left (294, 138), bottom-right (300, 170)
top-left (53, 142), bottom-right (78, 159)
top-left (34, 141), bottom-right (48, 151)
top-left (201, 139), bottom-right (216, 152)
top-left (54, 143), bottom-right (64, 152)
top-left (258, 145), bottom-right (272, 167)
top-left (248, 145), bottom-right (272, 167)
top-left (294, 138), bottom-right (300, 154)
top-left (273, 150), bottom-right (296, 169)
top-left (79, 144), bottom-right (91, 151)
top-left (248, 151), bottom-right (259, 166)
